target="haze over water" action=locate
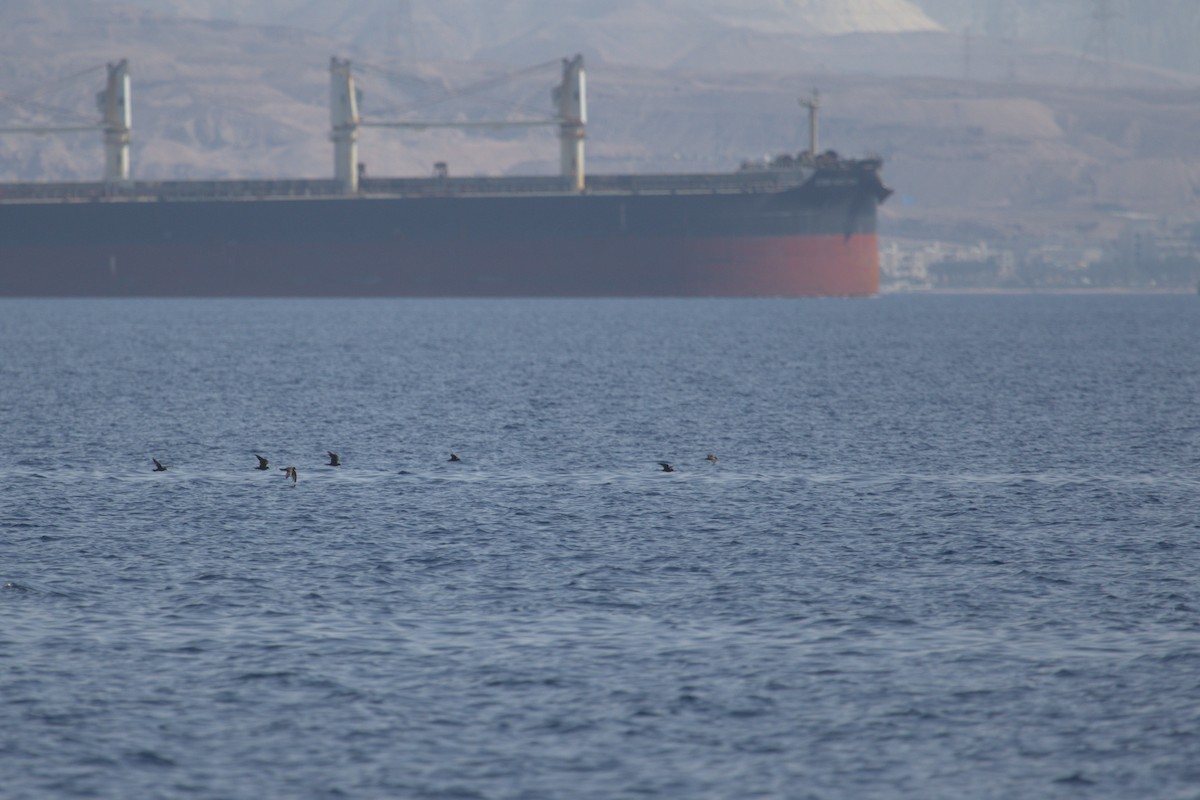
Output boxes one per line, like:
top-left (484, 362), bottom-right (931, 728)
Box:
top-left (2, 295), bottom-right (1198, 799)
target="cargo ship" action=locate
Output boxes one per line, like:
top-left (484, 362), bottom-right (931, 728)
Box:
top-left (0, 57), bottom-right (890, 298)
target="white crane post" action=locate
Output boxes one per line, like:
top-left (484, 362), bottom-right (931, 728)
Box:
top-left (555, 55), bottom-right (586, 192)
top-left (330, 57), bottom-right (360, 193)
top-left (100, 59), bottom-right (131, 182)
top-left (800, 89), bottom-right (820, 159)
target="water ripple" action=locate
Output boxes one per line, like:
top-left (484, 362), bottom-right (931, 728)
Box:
top-left (1, 296), bottom-right (1198, 799)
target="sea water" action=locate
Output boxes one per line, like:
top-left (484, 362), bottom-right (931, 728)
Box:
top-left (1, 295), bottom-right (1198, 799)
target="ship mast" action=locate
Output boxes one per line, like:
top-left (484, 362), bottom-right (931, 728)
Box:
top-left (332, 55), bottom-right (587, 193)
top-left (555, 55), bottom-right (586, 192)
top-left (100, 59), bottom-right (132, 182)
top-left (330, 57), bottom-right (361, 194)
top-left (799, 89), bottom-right (819, 159)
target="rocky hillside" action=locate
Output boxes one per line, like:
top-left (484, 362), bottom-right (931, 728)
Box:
top-left (915, 0), bottom-right (1200, 77)
top-left (1, 0), bottom-right (1199, 251)
top-left (93, 0), bottom-right (943, 63)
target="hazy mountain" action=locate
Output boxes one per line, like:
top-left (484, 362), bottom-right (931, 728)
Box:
top-left (2, 0), bottom-right (1199, 252)
top-left (913, 0), bottom-right (1200, 77)
top-left (94, 0), bottom-right (943, 63)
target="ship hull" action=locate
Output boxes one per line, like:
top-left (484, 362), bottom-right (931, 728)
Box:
top-left (0, 233), bottom-right (878, 297)
top-left (0, 170), bottom-right (884, 297)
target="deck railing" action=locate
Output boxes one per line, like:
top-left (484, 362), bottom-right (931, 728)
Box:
top-left (0, 168), bottom-right (823, 203)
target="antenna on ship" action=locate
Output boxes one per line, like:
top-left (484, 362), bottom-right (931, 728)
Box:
top-left (0, 59), bottom-right (131, 183)
top-left (799, 89), bottom-right (819, 158)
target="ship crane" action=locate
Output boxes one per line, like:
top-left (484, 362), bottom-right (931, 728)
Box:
top-left (330, 55), bottom-right (586, 194)
top-left (799, 89), bottom-right (820, 159)
top-left (0, 60), bottom-right (131, 182)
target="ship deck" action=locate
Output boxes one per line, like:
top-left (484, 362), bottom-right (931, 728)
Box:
top-left (0, 169), bottom-right (840, 204)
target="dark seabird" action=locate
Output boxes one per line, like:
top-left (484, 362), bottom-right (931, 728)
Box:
top-left (281, 466), bottom-right (297, 485)
top-left (152, 458), bottom-right (167, 472)
top-left (255, 454), bottom-right (270, 471)
top-left (705, 453), bottom-right (718, 464)
top-left (448, 453), bottom-right (461, 462)
top-left (327, 451), bottom-right (340, 466)
top-left (657, 461), bottom-right (675, 472)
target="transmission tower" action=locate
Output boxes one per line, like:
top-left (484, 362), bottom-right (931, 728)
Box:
top-left (963, 25), bottom-right (972, 81)
top-left (386, 0), bottom-right (418, 58)
top-left (1075, 0), bottom-right (1116, 87)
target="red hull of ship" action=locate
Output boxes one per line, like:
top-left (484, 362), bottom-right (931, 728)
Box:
top-left (0, 233), bottom-right (878, 297)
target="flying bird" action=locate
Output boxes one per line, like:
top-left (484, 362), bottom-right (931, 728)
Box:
top-left (152, 458), bottom-right (167, 472)
top-left (255, 454), bottom-right (269, 470)
top-left (327, 451), bottom-right (340, 466)
top-left (657, 461), bottom-right (675, 472)
top-left (281, 466), bottom-right (297, 485)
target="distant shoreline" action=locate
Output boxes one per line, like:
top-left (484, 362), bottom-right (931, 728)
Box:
top-left (882, 287), bottom-right (1196, 296)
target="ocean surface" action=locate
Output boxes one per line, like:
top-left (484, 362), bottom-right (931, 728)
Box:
top-left (1, 294), bottom-right (1198, 799)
